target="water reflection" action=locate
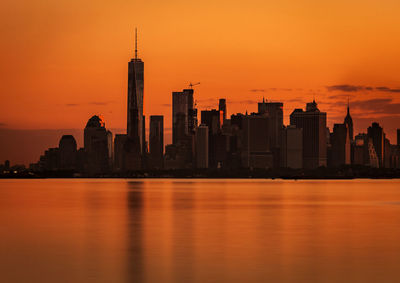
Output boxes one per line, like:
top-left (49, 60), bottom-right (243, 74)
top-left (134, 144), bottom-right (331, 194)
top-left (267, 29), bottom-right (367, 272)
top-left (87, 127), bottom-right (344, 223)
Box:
top-left (126, 181), bottom-right (145, 283)
top-left (1, 180), bottom-right (400, 282)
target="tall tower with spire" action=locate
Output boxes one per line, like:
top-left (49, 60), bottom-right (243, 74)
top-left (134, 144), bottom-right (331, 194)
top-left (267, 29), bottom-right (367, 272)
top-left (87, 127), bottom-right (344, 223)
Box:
top-left (127, 28), bottom-right (145, 155)
top-left (344, 98), bottom-right (353, 141)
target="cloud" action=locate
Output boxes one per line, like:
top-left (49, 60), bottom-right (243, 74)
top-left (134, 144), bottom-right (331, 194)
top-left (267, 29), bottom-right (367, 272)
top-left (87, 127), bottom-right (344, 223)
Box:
top-left (89, 101), bottom-right (111, 106)
top-left (65, 101), bottom-right (114, 107)
top-left (327, 94), bottom-right (356, 99)
top-left (326, 84), bottom-right (400, 93)
top-left (250, 88), bottom-right (293, 92)
top-left (375, 87), bottom-right (400, 93)
top-left (351, 98), bottom-right (400, 115)
top-left (326, 85), bottom-right (372, 92)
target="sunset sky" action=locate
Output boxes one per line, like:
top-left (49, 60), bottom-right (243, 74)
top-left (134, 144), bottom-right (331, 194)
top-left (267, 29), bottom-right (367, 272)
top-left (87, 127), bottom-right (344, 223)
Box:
top-left (1, 0), bottom-right (400, 164)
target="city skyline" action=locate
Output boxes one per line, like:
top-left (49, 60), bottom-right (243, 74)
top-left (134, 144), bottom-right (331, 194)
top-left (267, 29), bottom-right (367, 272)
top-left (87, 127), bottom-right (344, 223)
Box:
top-left (1, 37), bottom-right (400, 167)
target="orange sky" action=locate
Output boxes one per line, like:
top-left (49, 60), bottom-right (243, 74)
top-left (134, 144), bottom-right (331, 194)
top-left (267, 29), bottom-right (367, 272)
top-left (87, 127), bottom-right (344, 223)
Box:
top-left (1, 0), bottom-right (400, 143)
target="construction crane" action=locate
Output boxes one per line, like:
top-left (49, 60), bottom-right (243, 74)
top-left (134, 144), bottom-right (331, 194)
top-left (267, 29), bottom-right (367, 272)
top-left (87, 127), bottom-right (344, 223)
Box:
top-left (188, 82), bottom-right (200, 89)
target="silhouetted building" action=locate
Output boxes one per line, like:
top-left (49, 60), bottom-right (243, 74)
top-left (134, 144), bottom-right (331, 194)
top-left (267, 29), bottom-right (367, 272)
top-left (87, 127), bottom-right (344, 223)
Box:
top-left (367, 122), bottom-right (385, 168)
top-left (201, 109), bottom-right (223, 168)
top-left (344, 102), bottom-right (354, 141)
top-left (290, 100), bottom-right (327, 169)
top-left (167, 88), bottom-right (198, 169)
top-left (353, 134), bottom-right (379, 168)
top-left (114, 134), bottom-right (128, 171)
top-left (384, 138), bottom-right (391, 168)
top-left (223, 113), bottom-right (244, 168)
top-left (330, 124), bottom-right (351, 167)
top-left (219, 99), bottom-right (227, 123)
top-left (282, 126), bottom-right (303, 169)
top-left (390, 145), bottom-right (400, 169)
top-left (40, 148), bottom-right (59, 171)
top-left (149, 115), bottom-right (164, 169)
top-left (4, 160), bottom-right (10, 170)
top-left (241, 114), bottom-right (273, 169)
top-left (127, 29), bottom-right (145, 168)
top-left (59, 135), bottom-right (77, 170)
top-left (196, 124), bottom-right (209, 168)
top-left (84, 115), bottom-right (112, 174)
top-left (397, 129), bottom-right (400, 146)
top-left (164, 89), bottom-right (197, 169)
top-left (172, 89), bottom-right (197, 144)
top-left (164, 144), bottom-right (182, 169)
top-left (258, 99), bottom-right (283, 167)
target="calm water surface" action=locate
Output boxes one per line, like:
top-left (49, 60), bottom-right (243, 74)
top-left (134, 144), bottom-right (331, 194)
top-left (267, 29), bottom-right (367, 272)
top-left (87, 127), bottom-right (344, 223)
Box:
top-left (1, 179), bottom-right (400, 282)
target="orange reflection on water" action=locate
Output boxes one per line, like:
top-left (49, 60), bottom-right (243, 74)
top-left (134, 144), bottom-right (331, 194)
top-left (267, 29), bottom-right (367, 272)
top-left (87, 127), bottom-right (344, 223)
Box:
top-left (1, 179), bottom-right (400, 282)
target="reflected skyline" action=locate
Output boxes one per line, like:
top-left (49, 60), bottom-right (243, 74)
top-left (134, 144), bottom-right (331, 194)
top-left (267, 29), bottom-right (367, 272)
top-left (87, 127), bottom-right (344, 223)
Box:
top-left (1, 179), bottom-right (400, 282)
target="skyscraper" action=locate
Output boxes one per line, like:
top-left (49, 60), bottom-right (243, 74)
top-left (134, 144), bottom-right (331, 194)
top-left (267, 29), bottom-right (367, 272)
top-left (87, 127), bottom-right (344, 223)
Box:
top-left (258, 99), bottom-right (283, 167)
top-left (201, 109), bottom-right (223, 168)
top-left (344, 101), bottom-right (354, 141)
top-left (282, 126), bottom-right (303, 169)
top-left (219, 99), bottom-right (227, 123)
top-left (84, 115), bottom-right (112, 174)
top-left (241, 114), bottom-right (273, 168)
top-left (114, 134), bottom-right (128, 171)
top-left (330, 123), bottom-right (351, 167)
top-left (149, 115), bottom-right (164, 169)
top-left (172, 89), bottom-right (196, 144)
top-left (59, 135), bottom-right (77, 170)
top-left (290, 100), bottom-right (327, 169)
top-left (127, 29), bottom-right (144, 155)
top-left (196, 124), bottom-right (209, 168)
top-left (367, 122), bottom-right (385, 168)
top-left (166, 88), bottom-right (197, 168)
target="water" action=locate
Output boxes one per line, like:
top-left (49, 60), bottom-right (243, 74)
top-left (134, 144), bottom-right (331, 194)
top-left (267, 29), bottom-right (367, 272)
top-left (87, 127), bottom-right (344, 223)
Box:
top-left (1, 179), bottom-right (400, 283)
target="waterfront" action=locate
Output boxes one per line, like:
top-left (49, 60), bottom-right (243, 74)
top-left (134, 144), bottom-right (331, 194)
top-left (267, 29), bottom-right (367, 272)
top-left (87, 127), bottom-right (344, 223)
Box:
top-left (1, 179), bottom-right (400, 282)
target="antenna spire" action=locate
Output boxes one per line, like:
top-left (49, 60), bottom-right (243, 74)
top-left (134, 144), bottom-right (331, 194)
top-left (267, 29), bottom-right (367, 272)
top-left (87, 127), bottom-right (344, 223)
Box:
top-left (347, 95), bottom-right (350, 114)
top-left (135, 28), bottom-right (138, 59)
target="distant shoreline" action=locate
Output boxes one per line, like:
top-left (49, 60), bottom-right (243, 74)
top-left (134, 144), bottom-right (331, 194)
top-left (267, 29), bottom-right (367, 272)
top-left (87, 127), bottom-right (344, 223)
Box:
top-left (2, 166), bottom-right (400, 180)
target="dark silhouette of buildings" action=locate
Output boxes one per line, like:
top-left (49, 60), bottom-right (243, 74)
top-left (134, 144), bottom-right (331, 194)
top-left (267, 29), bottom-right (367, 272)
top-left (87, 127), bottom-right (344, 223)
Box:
top-left (195, 124), bottom-right (209, 168)
top-left (114, 134), bottom-right (128, 171)
top-left (258, 99), bottom-right (283, 167)
top-left (219, 99), bottom-right (227, 123)
top-left (4, 160), bottom-right (10, 170)
top-left (344, 101), bottom-right (354, 141)
top-left (330, 123), bottom-right (351, 167)
top-left (172, 89), bottom-right (197, 144)
top-left (353, 133), bottom-right (379, 168)
top-left (290, 100), bottom-right (327, 169)
top-left (397, 129), bottom-right (400, 146)
top-left (27, 33), bottom-right (400, 175)
top-left (241, 113), bottom-right (273, 169)
top-left (33, 134), bottom-right (83, 172)
top-left (149, 115), bottom-right (164, 169)
top-left (282, 126), bottom-right (303, 169)
top-left (84, 115), bottom-right (112, 174)
top-left (367, 122), bottom-right (385, 168)
top-left (59, 135), bottom-right (77, 170)
top-left (127, 29), bottom-right (145, 167)
top-left (165, 88), bottom-right (198, 169)
top-left (201, 109), bottom-right (223, 168)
